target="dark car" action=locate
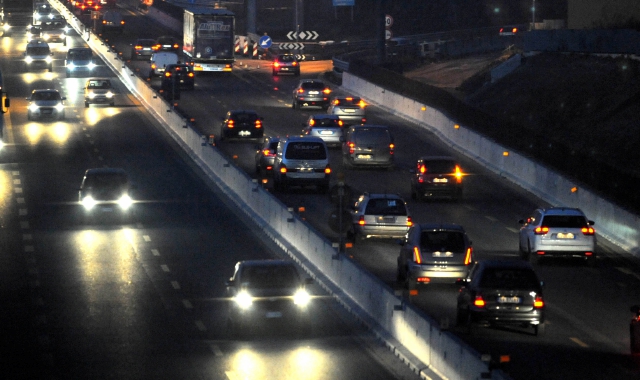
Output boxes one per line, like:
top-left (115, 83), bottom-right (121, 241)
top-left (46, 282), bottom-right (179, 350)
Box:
top-left (156, 35), bottom-right (181, 52)
top-left (341, 124), bottom-right (395, 169)
top-left (292, 79), bottom-right (331, 110)
top-left (255, 136), bottom-right (280, 177)
top-left (78, 168), bottom-right (134, 222)
top-left (225, 260), bottom-right (313, 336)
top-left (456, 260), bottom-right (546, 336)
top-left (410, 156), bottom-right (464, 201)
top-left (272, 54), bottom-right (300, 76)
top-left (130, 38), bottom-right (159, 60)
top-left (163, 63), bottom-right (195, 90)
top-left (327, 96), bottom-right (367, 126)
top-left (65, 47), bottom-right (96, 78)
top-left (220, 110), bottom-right (264, 140)
top-left (397, 223), bottom-right (473, 289)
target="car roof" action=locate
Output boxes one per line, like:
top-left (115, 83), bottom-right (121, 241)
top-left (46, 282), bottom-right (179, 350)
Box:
top-left (281, 135), bottom-right (325, 144)
top-left (228, 109), bottom-right (258, 115)
top-left (84, 168), bottom-right (127, 176)
top-left (415, 223), bottom-right (465, 232)
top-left (350, 124), bottom-right (390, 130)
top-left (27, 39), bottom-right (49, 46)
top-left (362, 192), bottom-right (404, 200)
top-left (540, 207), bottom-right (585, 216)
top-left (298, 79), bottom-right (325, 84)
top-left (135, 39), bottom-right (157, 43)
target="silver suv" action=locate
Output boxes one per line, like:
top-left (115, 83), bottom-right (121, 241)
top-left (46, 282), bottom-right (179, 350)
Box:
top-left (518, 207), bottom-right (596, 266)
top-left (292, 79), bottom-right (331, 110)
top-left (327, 96), bottom-right (366, 126)
top-left (348, 193), bottom-right (412, 242)
top-left (27, 89), bottom-right (65, 121)
top-left (272, 136), bottom-right (331, 193)
top-left (341, 125), bottom-right (395, 169)
top-left (397, 223), bottom-right (473, 289)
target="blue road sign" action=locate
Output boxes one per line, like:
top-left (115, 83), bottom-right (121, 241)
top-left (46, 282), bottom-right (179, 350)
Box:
top-left (259, 35), bottom-right (272, 49)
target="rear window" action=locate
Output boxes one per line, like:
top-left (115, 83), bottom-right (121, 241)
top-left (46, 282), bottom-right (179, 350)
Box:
top-left (278, 55), bottom-right (296, 62)
top-left (364, 198), bottom-right (407, 216)
top-left (541, 215), bottom-right (587, 228)
top-left (231, 113), bottom-right (258, 122)
top-left (240, 265), bottom-right (300, 289)
top-left (301, 82), bottom-right (326, 90)
top-left (422, 160), bottom-right (456, 173)
top-left (314, 118), bottom-right (340, 127)
top-left (479, 268), bottom-right (539, 290)
top-left (354, 128), bottom-right (391, 145)
top-left (284, 142), bottom-right (327, 160)
top-left (420, 231), bottom-right (465, 252)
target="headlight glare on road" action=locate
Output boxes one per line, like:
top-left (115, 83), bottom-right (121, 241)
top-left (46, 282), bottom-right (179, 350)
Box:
top-left (235, 291), bottom-right (253, 310)
top-left (82, 196), bottom-right (96, 210)
top-left (293, 288), bottom-right (311, 307)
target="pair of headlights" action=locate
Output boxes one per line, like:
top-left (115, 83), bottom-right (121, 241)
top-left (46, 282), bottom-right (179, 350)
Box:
top-left (25, 56), bottom-right (53, 64)
top-left (67, 62), bottom-right (97, 70)
top-left (29, 103), bottom-right (63, 112)
top-left (234, 289), bottom-right (311, 310)
top-left (87, 91), bottom-right (114, 98)
top-left (81, 194), bottom-right (133, 210)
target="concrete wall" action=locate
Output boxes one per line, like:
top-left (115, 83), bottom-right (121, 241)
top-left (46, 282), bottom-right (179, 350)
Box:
top-left (524, 29), bottom-right (640, 55)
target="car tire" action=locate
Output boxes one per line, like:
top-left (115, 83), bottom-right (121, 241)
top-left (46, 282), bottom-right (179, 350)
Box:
top-left (396, 264), bottom-right (406, 283)
top-left (295, 71), bottom-right (300, 76)
top-left (48, 65), bottom-right (52, 72)
top-left (272, 70), bottom-right (277, 76)
top-left (110, 101), bottom-right (115, 107)
top-left (27, 113), bottom-right (32, 121)
top-left (85, 101), bottom-right (89, 108)
top-left (317, 183), bottom-right (329, 194)
top-left (534, 322), bottom-right (545, 336)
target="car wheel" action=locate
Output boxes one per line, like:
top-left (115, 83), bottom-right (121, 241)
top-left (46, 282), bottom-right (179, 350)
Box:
top-left (295, 71), bottom-right (300, 77)
top-left (272, 70), bottom-right (277, 76)
top-left (59, 112), bottom-right (65, 121)
top-left (317, 183), bottom-right (329, 194)
top-left (110, 101), bottom-right (115, 107)
top-left (410, 186), bottom-right (417, 200)
top-left (396, 263), bottom-right (406, 283)
top-left (534, 322), bottom-right (545, 336)
top-left (456, 308), bottom-right (468, 327)
top-left (85, 101), bottom-right (89, 108)
top-left (48, 65), bottom-right (52, 72)
top-left (27, 113), bottom-right (32, 121)
top-left (131, 51), bottom-right (136, 60)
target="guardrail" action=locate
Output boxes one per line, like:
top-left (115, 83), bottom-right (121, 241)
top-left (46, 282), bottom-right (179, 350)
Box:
top-left (50, 1), bottom-right (510, 379)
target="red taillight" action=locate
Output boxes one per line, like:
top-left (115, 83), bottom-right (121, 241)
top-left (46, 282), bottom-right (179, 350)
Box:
top-left (464, 247), bottom-right (473, 265)
top-left (102, 20), bottom-right (106, 24)
top-left (389, 143), bottom-right (395, 154)
top-left (324, 165), bottom-right (331, 175)
top-left (534, 226), bottom-right (549, 235)
top-left (151, 63), bottom-right (157, 69)
top-left (172, 43), bottom-right (179, 49)
top-left (412, 246), bottom-right (422, 264)
top-left (309, 119), bottom-right (315, 126)
top-left (262, 149), bottom-right (271, 156)
top-left (338, 120), bottom-right (343, 127)
top-left (348, 142), bottom-right (355, 154)
top-left (298, 88), bottom-right (304, 93)
top-left (585, 251), bottom-right (594, 256)
top-left (121, 21), bottom-right (126, 25)
top-left (416, 277), bottom-right (430, 283)
top-left (273, 61), bottom-right (280, 68)
top-left (358, 100), bottom-right (366, 108)
top-left (534, 296), bottom-right (544, 308)
top-left (255, 120), bottom-right (262, 129)
top-left (512, 27), bottom-right (518, 34)
top-left (279, 164), bottom-right (287, 174)
top-left (581, 227), bottom-right (595, 235)
top-left (474, 295), bottom-right (486, 307)
top-left (358, 216), bottom-right (365, 226)
top-left (455, 165), bottom-right (463, 183)
top-left (419, 164), bottom-right (426, 174)
top-left (292, 61), bottom-right (298, 66)
top-left (152, 44), bottom-right (161, 51)
top-left (407, 216), bottom-right (412, 227)
top-left (164, 72), bottom-right (171, 78)
top-left (134, 45), bottom-right (142, 50)
top-left (323, 88), bottom-right (331, 95)
top-left (227, 120), bottom-right (234, 128)
top-left (346, 97), bottom-right (353, 101)
top-left (333, 99), bottom-right (340, 105)
top-left (187, 72), bottom-right (194, 78)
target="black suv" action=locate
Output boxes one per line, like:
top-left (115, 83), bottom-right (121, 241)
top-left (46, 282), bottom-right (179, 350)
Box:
top-left (65, 47), bottom-right (95, 78)
top-left (272, 54), bottom-right (300, 76)
top-left (78, 168), bottom-right (134, 222)
top-left (163, 63), bottom-right (195, 90)
top-left (410, 156), bottom-right (464, 201)
top-left (220, 110), bottom-right (264, 140)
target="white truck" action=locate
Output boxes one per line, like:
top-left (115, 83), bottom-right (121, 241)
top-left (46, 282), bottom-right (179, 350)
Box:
top-left (183, 7), bottom-right (235, 72)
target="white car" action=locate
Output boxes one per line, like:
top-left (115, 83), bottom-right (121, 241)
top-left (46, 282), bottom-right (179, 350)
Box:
top-left (84, 78), bottom-right (115, 107)
top-left (518, 207), bottom-right (596, 266)
top-left (26, 89), bottom-right (65, 121)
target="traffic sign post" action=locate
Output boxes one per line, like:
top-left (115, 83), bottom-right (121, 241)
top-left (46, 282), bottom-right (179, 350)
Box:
top-left (259, 35), bottom-right (272, 49)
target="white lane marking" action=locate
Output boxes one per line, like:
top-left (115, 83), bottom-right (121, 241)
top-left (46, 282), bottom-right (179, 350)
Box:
top-left (464, 205), bottom-right (476, 211)
top-left (151, 249), bottom-right (160, 256)
top-left (19, 208), bottom-right (28, 216)
top-left (20, 221), bottom-right (30, 229)
top-left (570, 337), bottom-right (589, 348)
top-left (24, 246), bottom-right (34, 252)
top-left (195, 320), bottom-right (207, 331)
top-left (208, 343), bottom-right (223, 357)
top-left (182, 299), bottom-right (193, 309)
top-left (143, 235), bottom-right (151, 242)
top-left (98, 156), bottom-right (103, 161)
top-left (13, 179), bottom-right (21, 185)
top-left (23, 234), bottom-right (32, 240)
top-left (505, 227), bottom-right (519, 233)
top-left (171, 281), bottom-right (180, 290)
top-left (616, 267), bottom-right (633, 274)
top-left (12, 171), bottom-right (20, 176)
top-left (15, 187), bottom-right (23, 193)
top-left (160, 264), bottom-right (170, 272)
top-left (485, 215), bottom-right (498, 222)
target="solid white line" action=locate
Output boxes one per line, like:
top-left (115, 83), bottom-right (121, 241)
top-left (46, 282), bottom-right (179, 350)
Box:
top-left (23, 234), bottom-right (32, 240)
top-left (15, 187), bottom-right (23, 193)
top-left (209, 343), bottom-right (223, 357)
top-left (182, 299), bottom-right (193, 309)
top-left (19, 208), bottom-right (27, 216)
top-left (13, 179), bottom-right (21, 185)
top-left (484, 215), bottom-right (498, 222)
top-left (12, 171), bottom-right (20, 176)
top-left (17, 197), bottom-right (25, 204)
top-left (20, 221), bottom-right (30, 229)
top-left (570, 337), bottom-right (589, 348)
top-left (505, 227), bottom-right (519, 233)
top-left (616, 267), bottom-right (633, 274)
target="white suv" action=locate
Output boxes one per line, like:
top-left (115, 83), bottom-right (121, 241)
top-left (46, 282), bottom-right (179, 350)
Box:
top-left (518, 207), bottom-right (596, 266)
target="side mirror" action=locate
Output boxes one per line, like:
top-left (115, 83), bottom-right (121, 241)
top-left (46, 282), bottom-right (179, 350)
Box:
top-left (588, 220), bottom-right (595, 226)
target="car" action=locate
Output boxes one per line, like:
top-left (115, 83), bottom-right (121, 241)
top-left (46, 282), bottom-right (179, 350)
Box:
top-left (156, 35), bottom-right (181, 52)
top-left (65, 48), bottom-right (96, 78)
top-left (219, 110), bottom-right (264, 140)
top-left (272, 54), bottom-right (300, 76)
top-left (40, 20), bottom-right (68, 45)
top-left (518, 207), bottom-right (596, 266)
top-left (130, 38), bottom-right (159, 60)
top-left (84, 78), bottom-right (115, 107)
top-left (348, 193), bottom-right (412, 242)
top-left (410, 156), bottom-right (464, 201)
top-left (456, 259), bottom-right (546, 336)
top-left (78, 168), bottom-right (134, 222)
top-left (149, 52), bottom-right (179, 77)
top-left (99, 10), bottom-right (125, 34)
top-left (254, 136), bottom-right (280, 177)
top-left (397, 223), bottom-right (473, 289)
top-left (272, 136), bottom-right (331, 193)
top-left (292, 79), bottom-right (331, 110)
top-left (74, 0), bottom-right (100, 15)
top-left (225, 259), bottom-right (313, 336)
top-left (163, 63), bottom-right (195, 90)
top-left (327, 96), bottom-right (367, 126)
top-left (341, 124), bottom-right (395, 169)
top-left (26, 25), bottom-right (42, 40)
top-left (33, 2), bottom-right (53, 25)
top-left (499, 27), bottom-right (519, 36)
top-left (301, 114), bottom-right (344, 148)
top-left (24, 39), bottom-right (53, 72)
top-left (26, 89), bottom-right (65, 121)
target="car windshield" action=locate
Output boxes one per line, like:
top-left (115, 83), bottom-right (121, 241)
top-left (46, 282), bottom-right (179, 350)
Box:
top-left (364, 198), bottom-right (407, 216)
top-left (420, 231), bottom-right (465, 252)
top-left (27, 47), bottom-right (50, 55)
top-left (301, 82), bottom-right (325, 90)
top-left (541, 215), bottom-right (587, 228)
top-left (33, 92), bottom-right (60, 101)
top-left (423, 160), bottom-right (456, 173)
top-left (240, 265), bottom-right (299, 289)
top-left (479, 268), bottom-right (539, 290)
top-left (69, 50), bottom-right (92, 59)
top-left (87, 80), bottom-right (111, 89)
top-left (41, 22), bottom-right (65, 30)
top-left (284, 142), bottom-right (327, 160)
top-left (354, 129), bottom-right (390, 145)
top-left (83, 173), bottom-right (127, 189)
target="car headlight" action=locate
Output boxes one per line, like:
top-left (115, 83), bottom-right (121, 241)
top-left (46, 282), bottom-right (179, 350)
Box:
top-left (43, 33), bottom-right (50, 40)
top-left (3, 24), bottom-right (10, 31)
top-left (118, 194), bottom-right (132, 209)
top-left (105, 91), bottom-right (114, 98)
top-left (28, 103), bottom-right (39, 112)
top-left (88, 92), bottom-right (96, 98)
top-left (34, 14), bottom-right (41, 20)
top-left (293, 288), bottom-right (311, 307)
top-left (234, 291), bottom-right (253, 310)
top-left (63, 26), bottom-right (70, 33)
top-left (67, 62), bottom-right (75, 69)
top-left (54, 103), bottom-right (64, 111)
top-left (88, 62), bottom-right (96, 70)
top-left (82, 195), bottom-right (96, 210)
top-left (45, 56), bottom-right (52, 63)
top-left (25, 56), bottom-right (33, 63)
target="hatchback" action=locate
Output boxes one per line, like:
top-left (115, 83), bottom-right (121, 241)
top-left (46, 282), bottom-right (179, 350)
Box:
top-left (130, 38), bottom-right (159, 60)
top-left (327, 96), bottom-right (366, 126)
top-left (410, 156), bottom-right (464, 201)
top-left (254, 136), bottom-right (280, 177)
top-left (272, 54), bottom-right (300, 76)
top-left (65, 48), bottom-right (96, 78)
top-left (348, 193), bottom-right (412, 242)
top-left (78, 168), bottom-right (134, 222)
top-left (397, 223), bottom-right (473, 288)
top-left (272, 136), bottom-right (331, 193)
top-left (219, 110), bottom-right (264, 140)
top-left (24, 39), bottom-right (53, 72)
top-left (341, 125), bottom-right (395, 169)
top-left (456, 260), bottom-right (546, 336)
top-left (84, 78), bottom-right (115, 107)
top-left (302, 114), bottom-right (344, 148)
top-left (156, 35), bottom-right (181, 52)
top-left (292, 79), bottom-right (331, 110)
top-left (518, 207), bottom-right (596, 266)
top-left (27, 89), bottom-right (65, 121)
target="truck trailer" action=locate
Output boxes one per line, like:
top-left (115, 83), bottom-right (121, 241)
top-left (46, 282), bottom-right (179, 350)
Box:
top-left (183, 7), bottom-right (234, 73)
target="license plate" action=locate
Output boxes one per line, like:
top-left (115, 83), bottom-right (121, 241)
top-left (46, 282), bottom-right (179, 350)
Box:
top-left (101, 207), bottom-right (114, 212)
top-left (265, 311), bottom-right (282, 318)
top-left (556, 232), bottom-right (574, 239)
top-left (42, 109), bottom-right (52, 114)
top-left (432, 251), bottom-right (453, 257)
top-left (357, 154), bottom-right (372, 159)
top-left (319, 130), bottom-right (334, 135)
top-left (497, 296), bottom-right (520, 303)
top-left (343, 109), bottom-right (356, 113)
top-left (308, 91), bottom-right (319, 95)
top-left (281, 67), bottom-right (290, 71)
top-left (434, 178), bottom-right (448, 183)
top-left (238, 130), bottom-right (251, 136)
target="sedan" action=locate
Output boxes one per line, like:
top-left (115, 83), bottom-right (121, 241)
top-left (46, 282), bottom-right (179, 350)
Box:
top-left (26, 89), bottom-right (65, 121)
top-left (301, 114), bottom-right (344, 148)
top-left (219, 110), bottom-right (264, 140)
top-left (130, 38), bottom-right (159, 60)
top-left (156, 35), bottom-right (181, 52)
top-left (292, 79), bottom-right (331, 110)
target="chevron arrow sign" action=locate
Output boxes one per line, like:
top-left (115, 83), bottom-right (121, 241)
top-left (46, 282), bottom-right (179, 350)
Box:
top-left (286, 31), bottom-right (319, 41)
top-left (279, 43), bottom-right (305, 50)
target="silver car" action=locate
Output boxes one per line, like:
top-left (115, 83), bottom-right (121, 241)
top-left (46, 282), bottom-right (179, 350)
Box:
top-left (292, 79), bottom-right (331, 110)
top-left (26, 89), bottom-right (65, 121)
top-left (84, 78), bottom-right (115, 107)
top-left (348, 193), bottom-right (412, 242)
top-left (518, 207), bottom-right (596, 266)
top-left (397, 223), bottom-right (473, 289)
top-left (301, 114), bottom-right (344, 148)
top-left (327, 96), bottom-right (366, 126)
